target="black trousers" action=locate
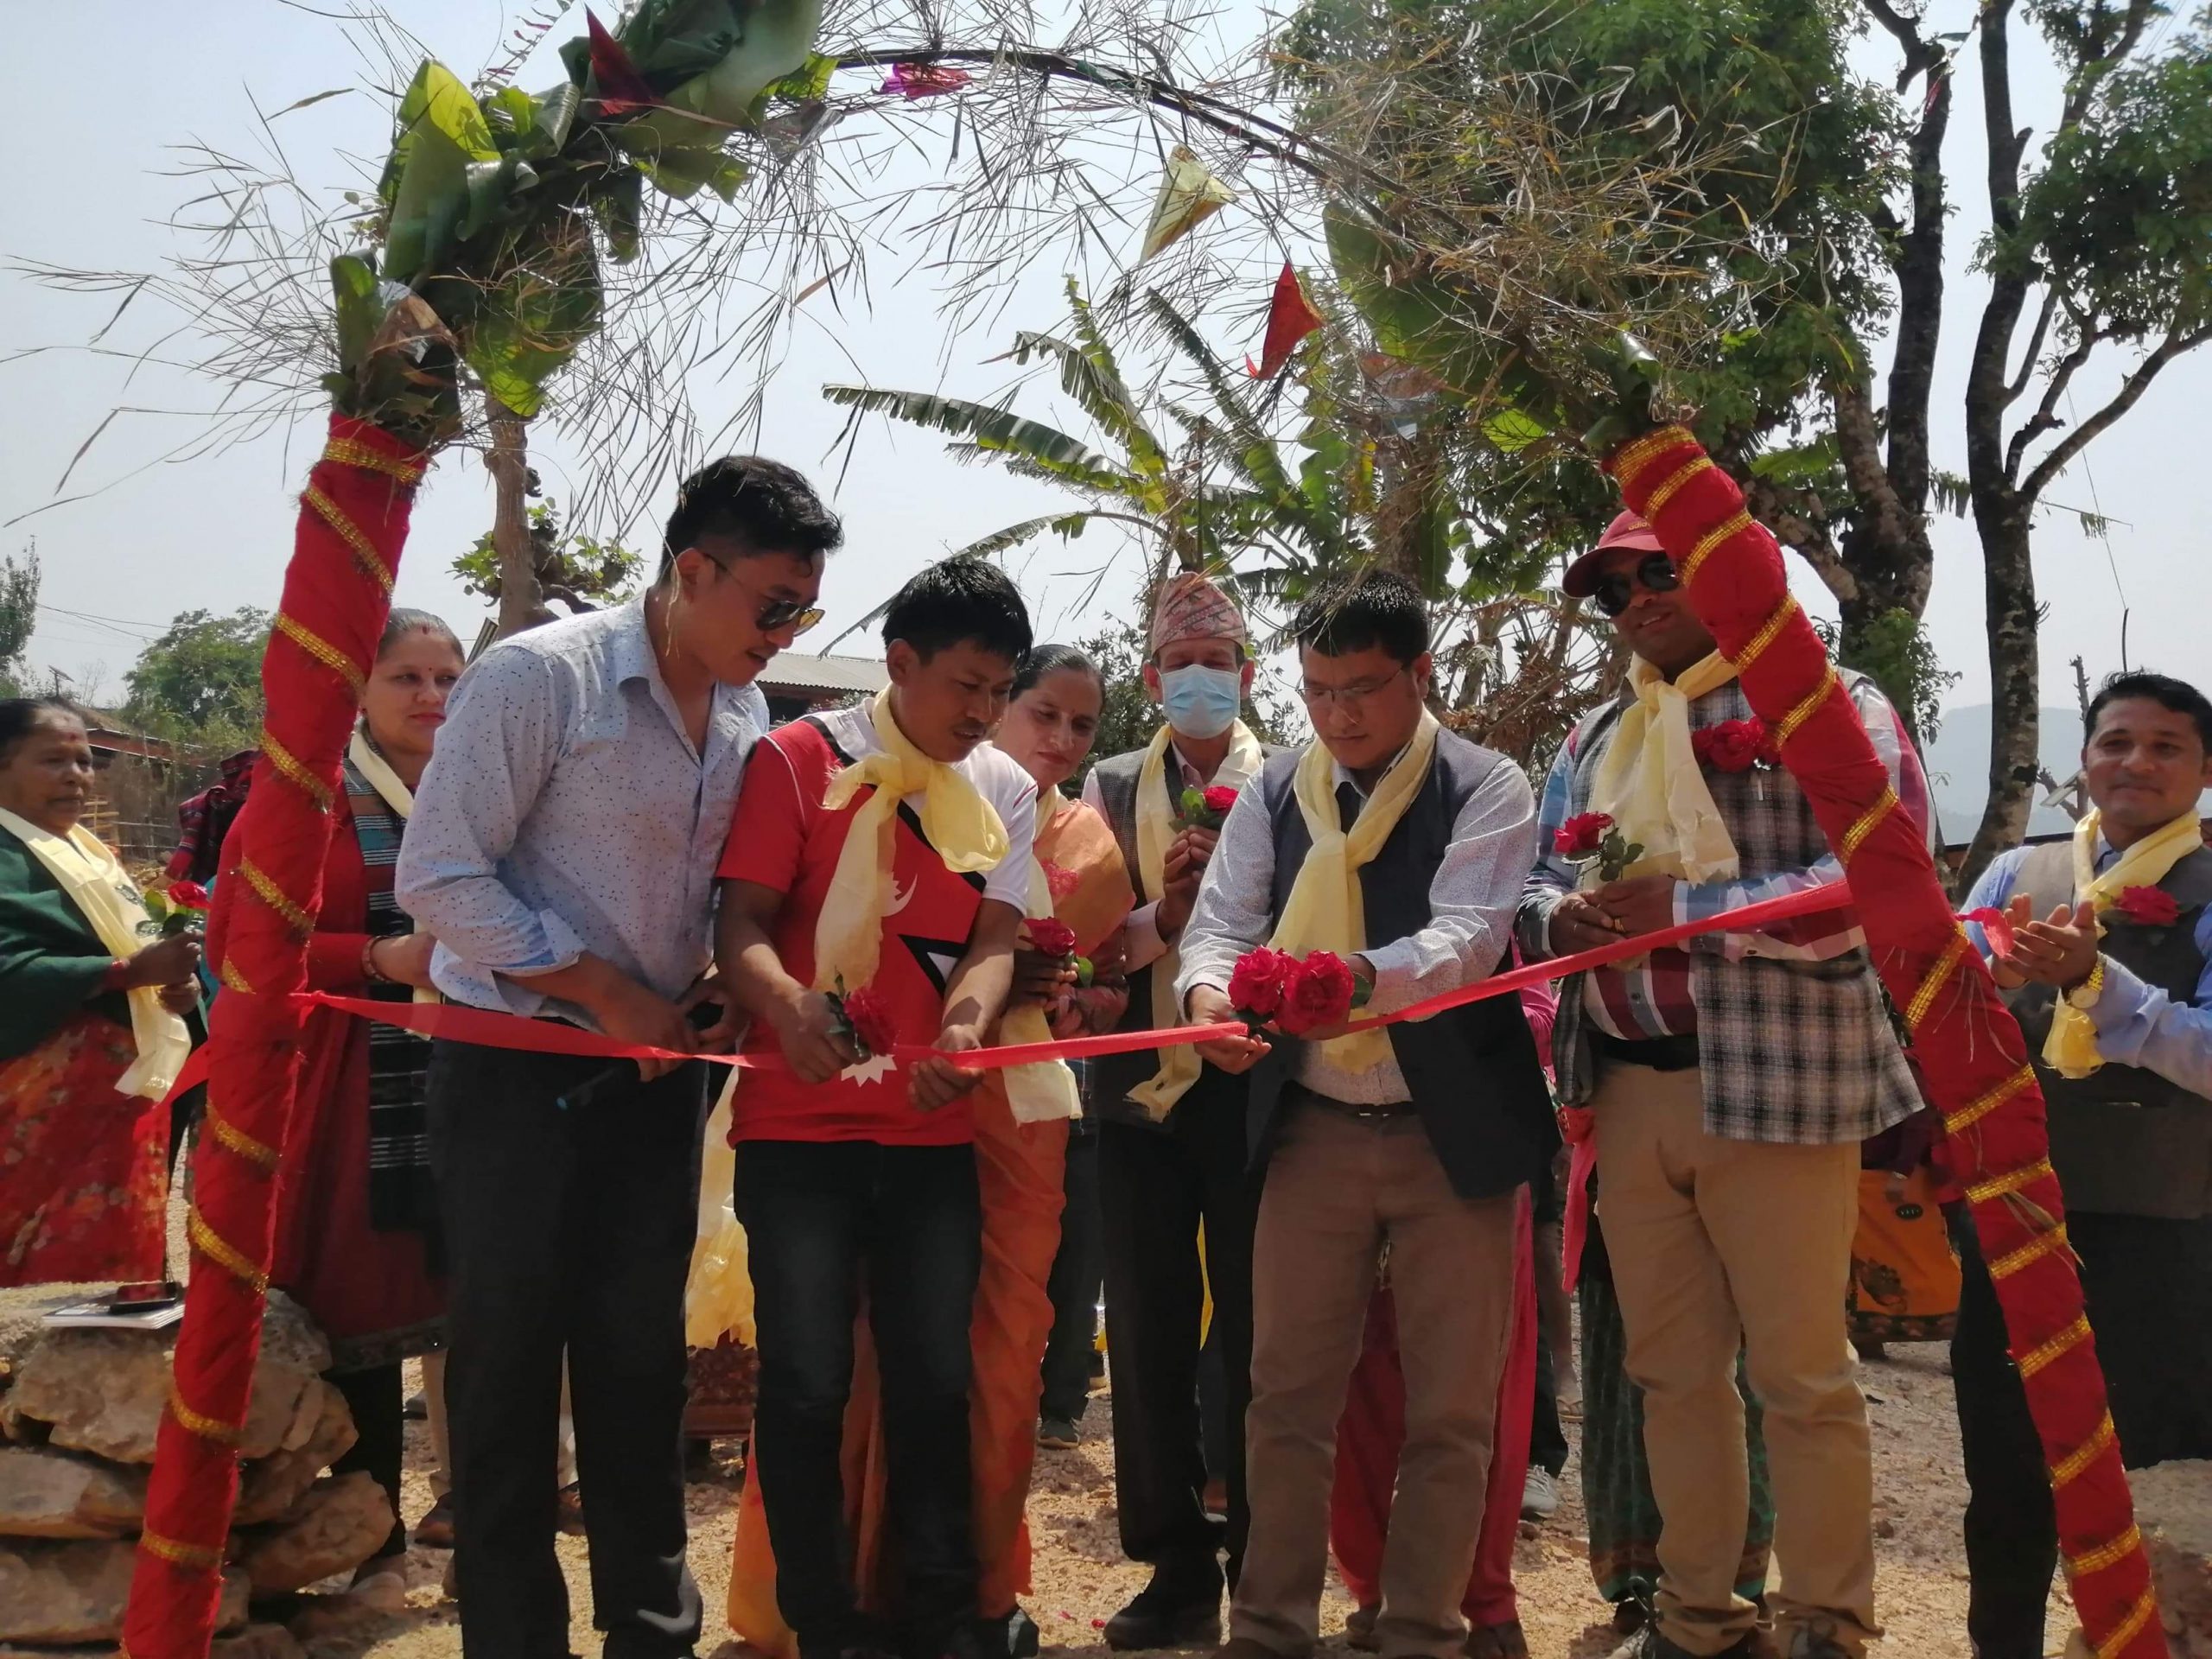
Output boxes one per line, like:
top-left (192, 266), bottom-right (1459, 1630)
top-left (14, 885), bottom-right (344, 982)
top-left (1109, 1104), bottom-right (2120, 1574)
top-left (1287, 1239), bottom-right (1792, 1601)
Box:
top-left (429, 1041), bottom-right (705, 1659)
top-left (332, 1363), bottom-right (408, 1561)
top-left (1952, 1205), bottom-right (2212, 1658)
top-left (1097, 1071), bottom-right (1258, 1592)
top-left (1041, 1124), bottom-right (1105, 1425)
top-left (734, 1139), bottom-right (983, 1656)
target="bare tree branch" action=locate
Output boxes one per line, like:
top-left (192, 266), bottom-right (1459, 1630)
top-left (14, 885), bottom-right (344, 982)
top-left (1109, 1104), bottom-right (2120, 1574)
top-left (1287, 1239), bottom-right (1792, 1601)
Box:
top-left (2020, 322), bottom-right (2212, 504)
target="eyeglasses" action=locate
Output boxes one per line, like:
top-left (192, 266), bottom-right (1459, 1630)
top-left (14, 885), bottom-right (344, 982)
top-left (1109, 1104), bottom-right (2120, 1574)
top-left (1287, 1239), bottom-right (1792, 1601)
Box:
top-left (755, 596), bottom-right (825, 637)
top-left (1300, 665), bottom-right (1408, 713)
top-left (1591, 552), bottom-right (1681, 619)
top-left (697, 550), bottom-right (824, 636)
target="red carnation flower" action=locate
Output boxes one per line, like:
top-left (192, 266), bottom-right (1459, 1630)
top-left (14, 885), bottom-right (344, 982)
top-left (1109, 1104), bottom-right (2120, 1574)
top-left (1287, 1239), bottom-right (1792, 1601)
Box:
top-left (1202, 785), bottom-right (1241, 817)
top-left (1278, 950), bottom-right (1357, 1037)
top-left (1228, 946), bottom-right (1299, 1020)
top-left (1693, 719), bottom-right (1763, 773)
top-left (1026, 918), bottom-right (1079, 959)
top-left (1554, 811), bottom-right (1614, 859)
top-left (167, 880), bottom-right (212, 910)
top-left (841, 985), bottom-right (899, 1059)
top-left (2111, 885), bottom-right (2181, 926)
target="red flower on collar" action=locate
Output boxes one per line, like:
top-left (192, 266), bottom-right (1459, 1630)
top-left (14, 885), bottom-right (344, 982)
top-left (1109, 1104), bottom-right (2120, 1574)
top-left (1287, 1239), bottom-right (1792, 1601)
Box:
top-left (2110, 885), bottom-right (2181, 926)
top-left (1692, 718), bottom-right (1766, 773)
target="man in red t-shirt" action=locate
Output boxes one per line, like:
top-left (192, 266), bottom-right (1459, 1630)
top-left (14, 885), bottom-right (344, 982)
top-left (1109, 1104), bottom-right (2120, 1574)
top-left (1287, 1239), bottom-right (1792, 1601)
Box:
top-left (715, 557), bottom-right (1039, 1659)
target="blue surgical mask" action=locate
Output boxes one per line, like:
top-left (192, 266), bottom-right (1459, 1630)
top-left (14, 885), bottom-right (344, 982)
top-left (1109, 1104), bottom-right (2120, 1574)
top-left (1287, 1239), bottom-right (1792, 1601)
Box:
top-left (1159, 664), bottom-right (1243, 740)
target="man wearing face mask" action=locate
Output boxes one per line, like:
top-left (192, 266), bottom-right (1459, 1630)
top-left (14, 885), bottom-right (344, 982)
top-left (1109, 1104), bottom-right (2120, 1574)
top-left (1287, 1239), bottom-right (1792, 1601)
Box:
top-left (1080, 574), bottom-right (1274, 1649)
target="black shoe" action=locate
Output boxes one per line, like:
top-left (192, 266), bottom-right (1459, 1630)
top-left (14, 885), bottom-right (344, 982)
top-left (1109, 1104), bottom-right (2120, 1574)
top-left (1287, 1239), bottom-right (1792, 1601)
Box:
top-left (1103, 1576), bottom-right (1224, 1651)
top-left (1607, 1625), bottom-right (1759, 1659)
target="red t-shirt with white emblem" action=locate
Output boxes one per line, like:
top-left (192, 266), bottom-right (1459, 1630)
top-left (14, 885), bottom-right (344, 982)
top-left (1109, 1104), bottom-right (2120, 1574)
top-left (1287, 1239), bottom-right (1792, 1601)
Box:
top-left (716, 704), bottom-right (1036, 1146)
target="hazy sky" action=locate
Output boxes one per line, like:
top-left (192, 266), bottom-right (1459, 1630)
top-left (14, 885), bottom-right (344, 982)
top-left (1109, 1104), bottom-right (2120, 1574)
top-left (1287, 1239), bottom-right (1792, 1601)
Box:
top-left (3, 3), bottom-right (2203, 747)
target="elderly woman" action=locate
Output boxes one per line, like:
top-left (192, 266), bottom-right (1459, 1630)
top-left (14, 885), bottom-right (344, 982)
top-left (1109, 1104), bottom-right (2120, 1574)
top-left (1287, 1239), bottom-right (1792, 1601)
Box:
top-left (0, 697), bottom-right (199, 1286)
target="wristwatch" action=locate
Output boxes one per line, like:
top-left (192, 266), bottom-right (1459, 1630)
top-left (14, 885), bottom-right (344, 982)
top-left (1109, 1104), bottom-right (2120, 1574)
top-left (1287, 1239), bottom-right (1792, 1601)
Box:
top-left (2064, 954), bottom-right (2106, 1011)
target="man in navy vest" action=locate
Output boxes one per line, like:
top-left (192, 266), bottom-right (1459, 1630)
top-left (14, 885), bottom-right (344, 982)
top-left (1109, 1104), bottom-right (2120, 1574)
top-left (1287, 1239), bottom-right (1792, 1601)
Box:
top-left (1958, 670), bottom-right (2212, 1659)
top-left (1176, 570), bottom-right (1554, 1659)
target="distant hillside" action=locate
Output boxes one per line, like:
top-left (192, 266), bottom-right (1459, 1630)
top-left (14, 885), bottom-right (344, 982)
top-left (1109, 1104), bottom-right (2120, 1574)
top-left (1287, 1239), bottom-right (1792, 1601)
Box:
top-left (1921, 704), bottom-right (2085, 845)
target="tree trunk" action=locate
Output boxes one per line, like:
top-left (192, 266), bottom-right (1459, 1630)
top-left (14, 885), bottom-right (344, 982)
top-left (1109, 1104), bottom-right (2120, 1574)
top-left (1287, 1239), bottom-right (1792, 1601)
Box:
top-left (486, 393), bottom-right (554, 640)
top-left (1956, 0), bottom-right (2037, 891)
top-left (1964, 494), bottom-right (2039, 884)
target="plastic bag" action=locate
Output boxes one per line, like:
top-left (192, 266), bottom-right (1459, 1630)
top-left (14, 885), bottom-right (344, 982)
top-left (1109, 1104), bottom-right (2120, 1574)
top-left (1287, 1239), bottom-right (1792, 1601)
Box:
top-left (684, 1072), bottom-right (756, 1348)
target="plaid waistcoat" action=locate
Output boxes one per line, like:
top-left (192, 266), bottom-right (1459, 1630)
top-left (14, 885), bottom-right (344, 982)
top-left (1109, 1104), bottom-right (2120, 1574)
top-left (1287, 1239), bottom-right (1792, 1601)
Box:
top-left (1551, 672), bottom-right (1918, 1146)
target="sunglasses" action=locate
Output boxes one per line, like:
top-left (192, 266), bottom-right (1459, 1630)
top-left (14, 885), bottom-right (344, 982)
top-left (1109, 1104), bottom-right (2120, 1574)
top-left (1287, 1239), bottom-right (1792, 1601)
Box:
top-left (697, 548), bottom-right (825, 636)
top-left (1591, 552), bottom-right (1681, 618)
top-left (756, 597), bottom-right (825, 636)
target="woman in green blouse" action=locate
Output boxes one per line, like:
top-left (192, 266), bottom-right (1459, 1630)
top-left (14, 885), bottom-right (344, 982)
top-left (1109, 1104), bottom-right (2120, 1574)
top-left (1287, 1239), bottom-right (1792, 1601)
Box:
top-left (0, 698), bottom-right (201, 1285)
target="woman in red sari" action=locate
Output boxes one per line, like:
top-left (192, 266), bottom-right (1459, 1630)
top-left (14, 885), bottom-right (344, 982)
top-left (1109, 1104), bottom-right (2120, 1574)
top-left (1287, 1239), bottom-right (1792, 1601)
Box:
top-left (207, 608), bottom-right (462, 1608)
top-left (0, 698), bottom-right (200, 1286)
top-left (729, 645), bottom-right (1135, 1657)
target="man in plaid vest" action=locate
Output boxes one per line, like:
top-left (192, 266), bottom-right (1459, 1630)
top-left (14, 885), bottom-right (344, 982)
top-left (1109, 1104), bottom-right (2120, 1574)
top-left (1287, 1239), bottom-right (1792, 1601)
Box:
top-left (1516, 512), bottom-right (1931, 1659)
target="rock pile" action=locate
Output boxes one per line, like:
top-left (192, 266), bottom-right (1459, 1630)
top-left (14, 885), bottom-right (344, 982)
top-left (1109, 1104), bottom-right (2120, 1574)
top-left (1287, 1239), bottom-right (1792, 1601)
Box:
top-left (0, 1286), bottom-right (394, 1657)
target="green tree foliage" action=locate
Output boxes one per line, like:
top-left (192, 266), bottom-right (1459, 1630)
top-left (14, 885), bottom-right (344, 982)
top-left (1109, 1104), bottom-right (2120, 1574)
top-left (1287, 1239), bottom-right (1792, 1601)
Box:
top-left (0, 547), bottom-right (38, 698)
top-left (123, 607), bottom-right (270, 750)
top-left (453, 497), bottom-right (644, 617)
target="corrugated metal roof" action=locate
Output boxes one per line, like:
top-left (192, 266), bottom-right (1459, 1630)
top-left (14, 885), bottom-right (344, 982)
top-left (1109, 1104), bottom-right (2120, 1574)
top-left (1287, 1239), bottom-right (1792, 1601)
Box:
top-left (759, 652), bottom-right (889, 695)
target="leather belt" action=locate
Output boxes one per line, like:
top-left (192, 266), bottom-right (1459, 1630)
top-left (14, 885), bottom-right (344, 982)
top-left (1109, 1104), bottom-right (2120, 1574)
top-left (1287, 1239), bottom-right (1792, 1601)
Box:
top-left (1592, 1030), bottom-right (1702, 1073)
top-left (1285, 1079), bottom-right (1417, 1120)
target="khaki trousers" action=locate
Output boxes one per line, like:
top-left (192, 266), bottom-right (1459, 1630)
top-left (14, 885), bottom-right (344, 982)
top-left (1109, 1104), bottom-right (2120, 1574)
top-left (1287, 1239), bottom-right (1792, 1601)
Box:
top-left (1592, 1062), bottom-right (1877, 1656)
top-left (1232, 1100), bottom-right (1516, 1659)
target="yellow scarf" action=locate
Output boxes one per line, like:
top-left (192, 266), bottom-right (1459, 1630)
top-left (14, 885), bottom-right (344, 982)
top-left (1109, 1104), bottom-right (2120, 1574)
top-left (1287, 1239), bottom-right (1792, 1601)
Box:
top-left (1586, 652), bottom-right (1742, 884)
top-left (815, 688), bottom-right (1009, 995)
top-left (1003, 787), bottom-right (1080, 1123)
top-left (348, 725), bottom-right (441, 1007)
top-left (0, 806), bottom-right (190, 1100)
top-left (1264, 713), bottom-right (1441, 1075)
top-left (1127, 721), bottom-right (1265, 1120)
top-left (2043, 805), bottom-right (2206, 1078)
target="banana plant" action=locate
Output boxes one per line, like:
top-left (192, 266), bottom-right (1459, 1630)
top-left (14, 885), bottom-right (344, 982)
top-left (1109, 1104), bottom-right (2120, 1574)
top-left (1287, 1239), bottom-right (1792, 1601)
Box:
top-left (823, 280), bottom-right (1363, 609)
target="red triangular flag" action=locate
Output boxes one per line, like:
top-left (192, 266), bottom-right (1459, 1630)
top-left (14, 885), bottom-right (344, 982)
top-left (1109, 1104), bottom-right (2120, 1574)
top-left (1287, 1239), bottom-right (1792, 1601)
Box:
top-left (587, 9), bottom-right (661, 115)
top-left (1253, 261), bottom-right (1322, 378)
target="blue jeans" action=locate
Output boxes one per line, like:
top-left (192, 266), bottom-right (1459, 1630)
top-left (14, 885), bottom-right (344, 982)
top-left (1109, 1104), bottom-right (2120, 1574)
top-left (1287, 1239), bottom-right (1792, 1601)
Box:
top-left (734, 1139), bottom-right (983, 1656)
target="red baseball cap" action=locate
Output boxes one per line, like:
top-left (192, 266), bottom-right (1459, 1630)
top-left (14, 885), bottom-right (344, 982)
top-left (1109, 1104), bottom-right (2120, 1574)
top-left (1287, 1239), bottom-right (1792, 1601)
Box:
top-left (1562, 511), bottom-right (1667, 599)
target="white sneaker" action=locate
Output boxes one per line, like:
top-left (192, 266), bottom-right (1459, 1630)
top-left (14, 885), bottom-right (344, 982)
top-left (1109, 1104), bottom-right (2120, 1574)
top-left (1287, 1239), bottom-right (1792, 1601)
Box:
top-left (1520, 1466), bottom-right (1560, 1521)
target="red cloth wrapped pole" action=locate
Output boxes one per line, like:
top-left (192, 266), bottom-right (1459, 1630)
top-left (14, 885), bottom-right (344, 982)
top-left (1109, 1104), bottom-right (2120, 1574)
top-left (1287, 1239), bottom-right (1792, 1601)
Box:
top-left (123, 416), bottom-right (425, 1656)
top-left (1606, 427), bottom-right (2166, 1659)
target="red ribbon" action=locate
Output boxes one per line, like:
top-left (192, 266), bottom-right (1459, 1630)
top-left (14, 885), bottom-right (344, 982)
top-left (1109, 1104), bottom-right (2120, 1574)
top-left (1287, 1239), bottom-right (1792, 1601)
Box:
top-left (167, 885), bottom-right (2019, 1104)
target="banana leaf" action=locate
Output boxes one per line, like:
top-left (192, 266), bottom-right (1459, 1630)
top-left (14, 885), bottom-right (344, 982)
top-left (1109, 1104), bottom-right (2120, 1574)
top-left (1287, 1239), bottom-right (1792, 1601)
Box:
top-left (380, 60), bottom-right (501, 289)
top-left (463, 229), bottom-right (603, 418)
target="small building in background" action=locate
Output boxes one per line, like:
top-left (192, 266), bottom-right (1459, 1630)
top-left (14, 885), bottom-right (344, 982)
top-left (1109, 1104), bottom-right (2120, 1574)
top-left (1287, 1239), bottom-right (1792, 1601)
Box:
top-left (73, 710), bottom-right (221, 873)
top-left (756, 653), bottom-right (888, 726)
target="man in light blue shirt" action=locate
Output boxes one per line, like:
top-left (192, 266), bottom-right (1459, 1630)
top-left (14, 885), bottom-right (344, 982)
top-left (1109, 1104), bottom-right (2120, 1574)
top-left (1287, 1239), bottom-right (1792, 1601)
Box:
top-left (1954, 670), bottom-right (2212, 1659)
top-left (397, 456), bottom-right (842, 1659)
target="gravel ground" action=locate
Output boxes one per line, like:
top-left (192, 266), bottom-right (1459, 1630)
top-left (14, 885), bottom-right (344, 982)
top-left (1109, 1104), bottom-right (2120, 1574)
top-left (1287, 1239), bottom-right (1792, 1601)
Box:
top-left (284, 1341), bottom-right (2075, 1659)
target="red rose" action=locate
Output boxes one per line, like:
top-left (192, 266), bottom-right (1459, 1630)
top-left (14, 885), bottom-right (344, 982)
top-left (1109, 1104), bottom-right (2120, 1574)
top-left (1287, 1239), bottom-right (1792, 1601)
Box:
top-left (841, 985), bottom-right (899, 1059)
top-left (167, 880), bottom-right (212, 910)
top-left (1693, 719), bottom-right (1763, 773)
top-left (2111, 885), bottom-right (2181, 926)
top-left (1026, 918), bottom-right (1079, 959)
top-left (1277, 950), bottom-right (1357, 1037)
top-left (1554, 811), bottom-right (1614, 858)
top-left (1202, 785), bottom-right (1241, 817)
top-left (1228, 947), bottom-right (1299, 1020)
